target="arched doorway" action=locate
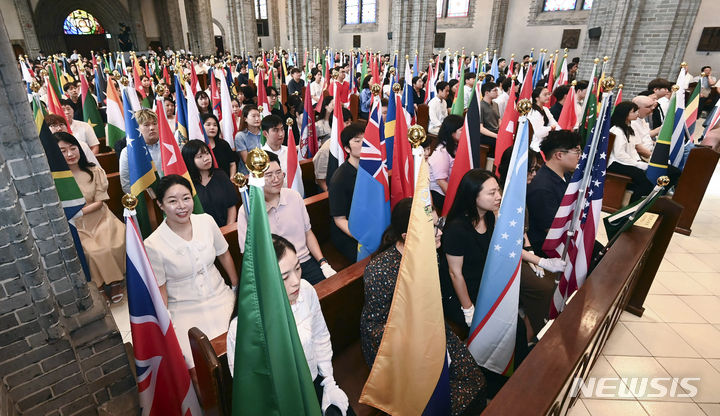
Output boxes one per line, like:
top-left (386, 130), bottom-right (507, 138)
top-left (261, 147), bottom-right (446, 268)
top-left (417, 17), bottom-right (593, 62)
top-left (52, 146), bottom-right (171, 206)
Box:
top-left (63, 10), bottom-right (109, 56)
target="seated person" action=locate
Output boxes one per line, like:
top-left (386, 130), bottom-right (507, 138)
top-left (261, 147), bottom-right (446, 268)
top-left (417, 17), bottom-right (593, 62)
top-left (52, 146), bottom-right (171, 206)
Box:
top-left (463, 72), bottom-right (477, 109)
top-left (428, 114), bottom-right (463, 211)
top-left (478, 81), bottom-right (500, 157)
top-left (237, 152), bottom-right (336, 284)
top-left (62, 80), bottom-right (83, 121)
top-left (549, 85), bottom-right (571, 122)
top-left (428, 81), bottom-right (450, 135)
top-left (328, 122), bottom-right (364, 263)
top-left (55, 132), bottom-right (125, 303)
top-left (181, 139), bottom-right (239, 227)
top-left (201, 113), bottom-right (237, 178)
top-left (234, 104), bottom-right (263, 174)
top-left (528, 86), bottom-right (558, 152)
top-left (526, 130), bottom-right (582, 255)
top-left (313, 107), bottom-right (352, 192)
top-left (361, 198), bottom-right (487, 415)
top-left (608, 102), bottom-right (655, 203)
top-left (119, 109), bottom-right (164, 194)
top-left (630, 95), bottom-right (657, 161)
top-left (46, 114), bottom-right (99, 165)
top-left (261, 114), bottom-right (304, 197)
top-left (227, 235), bottom-right (353, 416)
top-left (287, 67), bottom-right (305, 97)
top-left (60, 98), bottom-right (100, 154)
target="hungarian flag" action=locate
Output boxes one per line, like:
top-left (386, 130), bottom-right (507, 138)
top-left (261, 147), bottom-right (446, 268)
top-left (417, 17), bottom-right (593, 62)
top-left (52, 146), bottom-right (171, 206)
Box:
top-left (105, 77), bottom-right (126, 148)
top-left (231, 176), bottom-right (321, 415)
top-left (557, 85), bottom-right (578, 131)
top-left (79, 72), bottom-right (105, 140)
top-left (494, 80), bottom-right (518, 170)
top-left (390, 93), bottom-right (413, 209)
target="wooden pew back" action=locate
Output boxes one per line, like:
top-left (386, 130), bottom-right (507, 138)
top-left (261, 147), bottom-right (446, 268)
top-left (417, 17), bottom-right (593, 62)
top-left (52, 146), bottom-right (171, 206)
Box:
top-left (602, 133), bottom-right (632, 213)
top-left (304, 192), bottom-right (352, 270)
top-left (416, 104), bottom-right (429, 132)
top-left (671, 145), bottom-right (720, 235)
top-left (106, 172), bottom-right (124, 221)
top-left (349, 94), bottom-right (359, 121)
top-left (300, 159), bottom-right (318, 197)
top-left (97, 151), bottom-right (119, 174)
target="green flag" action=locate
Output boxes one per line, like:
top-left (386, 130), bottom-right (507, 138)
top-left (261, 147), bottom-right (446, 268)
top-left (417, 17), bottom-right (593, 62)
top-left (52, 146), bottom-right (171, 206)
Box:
top-left (603, 185), bottom-right (666, 242)
top-left (232, 182), bottom-right (321, 415)
top-left (450, 63), bottom-right (465, 116)
top-left (80, 75), bottom-right (106, 140)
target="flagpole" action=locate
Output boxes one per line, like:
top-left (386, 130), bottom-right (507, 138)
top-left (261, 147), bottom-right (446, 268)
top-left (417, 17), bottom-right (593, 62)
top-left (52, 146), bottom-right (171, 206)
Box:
top-left (561, 78), bottom-right (615, 261)
top-left (578, 58), bottom-right (599, 129)
top-left (408, 125), bottom-right (426, 187)
top-left (232, 171), bottom-right (251, 218)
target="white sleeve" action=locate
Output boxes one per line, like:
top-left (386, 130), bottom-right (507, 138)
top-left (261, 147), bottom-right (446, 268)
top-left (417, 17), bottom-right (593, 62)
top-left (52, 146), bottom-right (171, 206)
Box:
top-left (119, 148), bottom-right (130, 194)
top-left (226, 317), bottom-right (237, 375)
top-left (610, 128), bottom-right (643, 167)
top-left (309, 285), bottom-right (334, 378)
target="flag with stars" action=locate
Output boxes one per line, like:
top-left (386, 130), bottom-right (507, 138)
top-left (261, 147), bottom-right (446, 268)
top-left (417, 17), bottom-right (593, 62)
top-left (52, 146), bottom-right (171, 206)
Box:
top-left (466, 117), bottom-right (529, 376)
top-left (79, 72), bottom-right (105, 140)
top-left (544, 94), bottom-right (613, 319)
top-left (123, 89), bottom-right (157, 196)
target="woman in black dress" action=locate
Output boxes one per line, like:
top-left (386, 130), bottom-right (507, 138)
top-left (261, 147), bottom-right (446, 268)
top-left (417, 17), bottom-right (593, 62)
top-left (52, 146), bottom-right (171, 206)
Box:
top-left (200, 113), bottom-right (238, 178)
top-left (360, 198), bottom-right (486, 416)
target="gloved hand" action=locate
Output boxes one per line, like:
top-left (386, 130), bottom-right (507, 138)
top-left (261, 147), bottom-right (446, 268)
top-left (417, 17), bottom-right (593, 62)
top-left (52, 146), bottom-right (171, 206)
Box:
top-left (320, 262), bottom-right (337, 278)
top-left (231, 285), bottom-right (237, 294)
top-left (321, 376), bottom-right (349, 416)
top-left (538, 257), bottom-right (567, 273)
top-left (461, 304), bottom-right (475, 327)
top-left (531, 263), bottom-right (545, 278)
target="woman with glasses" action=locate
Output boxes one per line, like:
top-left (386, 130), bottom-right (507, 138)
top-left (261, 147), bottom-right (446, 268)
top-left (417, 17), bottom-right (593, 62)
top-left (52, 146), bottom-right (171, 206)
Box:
top-left (608, 101), bottom-right (655, 203)
top-left (360, 198), bottom-right (487, 416)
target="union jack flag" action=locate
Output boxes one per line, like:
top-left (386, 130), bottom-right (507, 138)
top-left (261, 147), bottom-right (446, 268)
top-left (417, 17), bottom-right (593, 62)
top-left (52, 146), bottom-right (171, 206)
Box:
top-left (543, 94), bottom-right (613, 318)
top-left (125, 214), bottom-right (202, 416)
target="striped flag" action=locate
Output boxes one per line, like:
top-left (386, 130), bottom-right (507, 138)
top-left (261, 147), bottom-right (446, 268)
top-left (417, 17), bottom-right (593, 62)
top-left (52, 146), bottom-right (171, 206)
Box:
top-left (441, 109), bottom-right (474, 216)
top-left (105, 78), bottom-right (126, 148)
top-left (544, 94), bottom-right (613, 318)
top-left (184, 82), bottom-right (205, 141)
top-left (467, 116), bottom-right (529, 376)
top-left (557, 84), bottom-right (578, 131)
top-left (285, 122), bottom-right (304, 197)
top-left (646, 92), bottom-right (677, 184)
top-left (702, 97), bottom-right (720, 138)
top-left (668, 88), bottom-right (687, 169)
top-left (390, 93), bottom-right (413, 209)
top-left (494, 80), bottom-right (519, 170)
top-left (327, 83), bottom-right (346, 183)
top-left (124, 213), bottom-right (202, 416)
top-left (384, 87), bottom-right (397, 169)
top-left (216, 68), bottom-right (236, 150)
top-left (257, 69), bottom-right (272, 117)
top-left (299, 83), bottom-right (318, 159)
top-left (79, 72), bottom-right (105, 140)
top-left (123, 89), bottom-right (157, 196)
top-left (684, 80), bottom-right (702, 136)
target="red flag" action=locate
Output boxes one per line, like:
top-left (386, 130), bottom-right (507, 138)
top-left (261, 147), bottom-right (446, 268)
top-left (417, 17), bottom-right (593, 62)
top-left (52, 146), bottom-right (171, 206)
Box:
top-left (442, 117), bottom-right (473, 216)
top-left (390, 94), bottom-right (413, 209)
top-left (302, 83), bottom-right (319, 158)
top-left (518, 63), bottom-right (534, 100)
top-left (547, 61), bottom-right (556, 108)
top-left (189, 61), bottom-right (200, 97)
top-left (257, 70), bottom-right (271, 117)
top-left (145, 61), bottom-right (151, 78)
top-left (79, 71), bottom-right (90, 107)
top-left (210, 72), bottom-right (221, 118)
top-left (614, 87), bottom-right (623, 108)
top-left (46, 76), bottom-right (72, 134)
top-left (287, 123), bottom-right (299, 192)
top-left (156, 98), bottom-right (191, 178)
top-left (163, 66), bottom-right (170, 85)
top-left (557, 85), bottom-right (578, 131)
top-left (493, 80), bottom-right (519, 170)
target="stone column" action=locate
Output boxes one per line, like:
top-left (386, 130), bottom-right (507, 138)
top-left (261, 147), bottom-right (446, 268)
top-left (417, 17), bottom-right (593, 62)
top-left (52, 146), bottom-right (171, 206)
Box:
top-left (389, 0), bottom-right (436, 75)
top-left (285, 0), bottom-right (328, 55)
top-left (487, 0), bottom-right (510, 56)
top-left (229, 0), bottom-right (259, 56)
top-left (154, 0), bottom-right (185, 50)
top-left (13, 0), bottom-right (41, 58)
top-left (0, 14), bottom-right (137, 415)
top-left (128, 0), bottom-right (148, 51)
top-left (578, 0), bottom-right (701, 96)
top-left (184, 0), bottom-right (215, 55)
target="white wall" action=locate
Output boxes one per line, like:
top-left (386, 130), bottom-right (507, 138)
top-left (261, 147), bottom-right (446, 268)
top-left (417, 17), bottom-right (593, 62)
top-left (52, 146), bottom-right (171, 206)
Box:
top-left (328, 0), bottom-right (391, 51)
top-left (435, 0), bottom-right (493, 53)
top-left (1, 0), bottom-right (24, 41)
top-left (142, 1), bottom-right (160, 40)
top-left (683, 0), bottom-right (720, 76)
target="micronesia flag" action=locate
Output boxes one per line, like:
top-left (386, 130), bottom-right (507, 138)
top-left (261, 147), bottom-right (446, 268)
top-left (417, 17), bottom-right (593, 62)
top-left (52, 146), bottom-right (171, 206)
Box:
top-left (125, 213), bottom-right (202, 416)
top-left (467, 117), bottom-right (529, 376)
top-left (349, 94), bottom-right (390, 260)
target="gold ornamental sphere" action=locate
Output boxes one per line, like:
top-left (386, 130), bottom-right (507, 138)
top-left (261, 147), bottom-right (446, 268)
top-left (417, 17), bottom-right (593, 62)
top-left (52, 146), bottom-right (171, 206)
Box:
top-left (680, 62), bottom-right (688, 68)
top-left (103, 67), bottom-right (110, 74)
top-left (155, 83), bottom-right (166, 96)
top-left (618, 84), bottom-right (624, 89)
top-left (286, 117), bottom-right (294, 126)
top-left (478, 72), bottom-right (486, 80)
top-left (121, 193), bottom-right (138, 210)
top-left (246, 148), bottom-right (270, 177)
top-left (389, 67), bottom-right (396, 74)
top-left (516, 98), bottom-right (533, 116)
top-left (593, 58), bottom-right (600, 64)
top-left (30, 81), bottom-right (41, 93)
top-left (571, 80), bottom-right (577, 86)
top-left (657, 176), bottom-right (670, 187)
top-left (40, 69), bottom-right (48, 77)
top-left (392, 83), bottom-right (401, 93)
top-left (602, 77), bottom-right (616, 91)
top-left (408, 125), bottom-right (426, 148)
top-left (511, 53), bottom-right (515, 58)
top-left (671, 84), bottom-right (680, 92)
top-left (511, 74), bottom-right (517, 81)
top-left (120, 76), bottom-right (129, 86)
top-left (603, 56), bottom-right (610, 62)
top-left (371, 84), bottom-right (382, 95)
top-left (231, 172), bottom-right (248, 188)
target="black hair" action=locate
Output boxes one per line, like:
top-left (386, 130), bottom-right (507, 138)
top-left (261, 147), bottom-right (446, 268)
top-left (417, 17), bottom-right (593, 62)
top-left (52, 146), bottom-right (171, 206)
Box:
top-left (242, 104), bottom-right (259, 119)
top-left (448, 79), bottom-right (459, 88)
top-left (54, 132), bottom-right (95, 179)
top-left (436, 114), bottom-right (463, 158)
top-left (375, 198), bottom-right (413, 255)
top-left (465, 72), bottom-right (476, 80)
top-left (164, 95), bottom-right (175, 105)
top-left (156, 174), bottom-right (193, 203)
top-left (340, 121), bottom-right (365, 151)
top-left (200, 113), bottom-right (221, 139)
top-left (62, 81), bottom-right (79, 92)
top-left (266, 86), bottom-right (278, 97)
top-left (610, 101), bottom-right (638, 140)
top-left (311, 68), bottom-right (320, 78)
top-left (501, 77), bottom-right (513, 92)
top-left (272, 233), bottom-right (297, 261)
top-left (290, 67), bottom-right (301, 75)
top-left (287, 94), bottom-right (303, 115)
top-left (412, 76), bottom-right (422, 85)
top-left (701, 65), bottom-right (711, 72)
top-left (261, 114), bottom-right (284, 132)
top-left (436, 81), bottom-right (449, 92)
top-left (266, 150), bottom-right (281, 166)
top-left (181, 139), bottom-right (212, 184)
top-left (497, 146), bottom-right (542, 189)
top-left (553, 84), bottom-right (571, 102)
top-left (481, 81), bottom-right (497, 96)
top-left (575, 80), bottom-right (589, 91)
top-left (361, 75), bottom-right (372, 90)
top-left (446, 169), bottom-right (497, 228)
top-left (240, 85), bottom-right (256, 104)
top-left (647, 78), bottom-right (671, 93)
top-left (531, 86), bottom-right (550, 125)
top-left (59, 98), bottom-right (74, 107)
top-left (195, 90), bottom-right (210, 112)
top-left (540, 129), bottom-right (581, 158)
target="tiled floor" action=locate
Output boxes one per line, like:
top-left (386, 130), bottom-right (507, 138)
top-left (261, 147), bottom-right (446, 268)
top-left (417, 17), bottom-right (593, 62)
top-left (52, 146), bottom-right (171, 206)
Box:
top-left (569, 163), bottom-right (720, 415)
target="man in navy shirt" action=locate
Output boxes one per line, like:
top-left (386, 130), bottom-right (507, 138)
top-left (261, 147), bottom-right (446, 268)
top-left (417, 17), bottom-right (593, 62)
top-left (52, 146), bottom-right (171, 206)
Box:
top-left (526, 130), bottom-right (582, 255)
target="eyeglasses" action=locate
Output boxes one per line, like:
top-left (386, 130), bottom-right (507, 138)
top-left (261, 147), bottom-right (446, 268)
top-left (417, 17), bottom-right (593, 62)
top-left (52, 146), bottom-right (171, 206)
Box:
top-left (563, 148), bottom-right (582, 155)
top-left (265, 170), bottom-right (285, 180)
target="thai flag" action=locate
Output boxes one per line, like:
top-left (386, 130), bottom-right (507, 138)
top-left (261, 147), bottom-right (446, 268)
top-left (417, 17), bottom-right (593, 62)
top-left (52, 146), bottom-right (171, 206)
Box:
top-left (467, 117), bottom-right (529, 376)
top-left (544, 95), bottom-right (612, 318)
top-left (125, 214), bottom-right (202, 416)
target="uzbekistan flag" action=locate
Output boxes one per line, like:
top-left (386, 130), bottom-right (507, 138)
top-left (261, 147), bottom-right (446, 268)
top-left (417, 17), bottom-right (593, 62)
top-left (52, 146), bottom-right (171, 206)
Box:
top-left (360, 159), bottom-right (450, 415)
top-left (467, 117), bottom-right (529, 376)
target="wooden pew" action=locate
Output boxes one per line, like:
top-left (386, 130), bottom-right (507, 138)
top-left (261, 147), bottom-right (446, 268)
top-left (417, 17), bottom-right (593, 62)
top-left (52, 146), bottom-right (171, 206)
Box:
top-left (106, 172), bottom-right (124, 221)
top-left (191, 256), bottom-right (378, 416)
top-left (602, 133), bottom-right (633, 213)
top-left (96, 151), bottom-right (119, 174)
top-left (281, 83), bottom-right (288, 104)
top-left (300, 159), bottom-right (318, 197)
top-left (304, 192), bottom-right (353, 271)
top-left (349, 94), bottom-right (359, 121)
top-left (481, 198), bottom-right (682, 415)
top-left (671, 145), bottom-right (720, 235)
top-left (416, 103), bottom-right (429, 132)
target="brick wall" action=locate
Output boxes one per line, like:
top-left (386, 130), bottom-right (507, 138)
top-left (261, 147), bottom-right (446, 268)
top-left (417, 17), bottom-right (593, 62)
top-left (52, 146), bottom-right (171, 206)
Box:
top-left (0, 14), bottom-right (137, 416)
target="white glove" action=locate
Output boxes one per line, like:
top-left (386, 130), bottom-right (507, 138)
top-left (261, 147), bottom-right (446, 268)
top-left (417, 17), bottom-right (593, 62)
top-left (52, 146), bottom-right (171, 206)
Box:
top-left (321, 376), bottom-right (349, 416)
top-left (538, 257), bottom-right (567, 273)
top-left (231, 285), bottom-right (237, 294)
top-left (530, 263), bottom-right (545, 278)
top-left (320, 262), bottom-right (337, 278)
top-left (461, 305), bottom-right (475, 327)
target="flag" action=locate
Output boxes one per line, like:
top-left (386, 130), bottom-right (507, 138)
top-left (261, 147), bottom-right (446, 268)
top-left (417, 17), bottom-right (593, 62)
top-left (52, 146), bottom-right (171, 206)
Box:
top-left (442, 115), bottom-right (474, 216)
top-left (685, 80), bottom-right (702, 136)
top-left (544, 95), bottom-right (612, 318)
top-left (257, 69), bottom-right (271, 117)
top-left (646, 93), bottom-right (677, 184)
top-left (702, 97), bottom-right (720, 138)
top-left (359, 159), bottom-right (450, 415)
top-left (125, 213), bottom-right (202, 416)
top-left (668, 88), bottom-right (687, 169)
top-left (79, 72), bottom-right (105, 140)
top-left (105, 77), bottom-right (126, 148)
top-left (424, 62), bottom-right (436, 104)
top-left (489, 52), bottom-right (499, 81)
top-left (327, 84), bottom-right (346, 183)
top-left (390, 93), bottom-right (413, 209)
top-left (32, 95), bottom-right (47, 133)
top-left (494, 80), bottom-right (519, 170)
top-left (384, 87), bottom-right (397, 169)
top-left (38, 121), bottom-right (92, 282)
top-left (614, 85), bottom-right (623, 109)
top-left (518, 63), bottom-right (534, 101)
top-left (450, 64), bottom-right (465, 116)
top-left (578, 64), bottom-right (600, 147)
top-left (216, 68), bottom-right (236, 149)
top-left (603, 185), bottom-right (666, 242)
top-left (123, 89), bottom-right (157, 196)
top-left (532, 52), bottom-right (544, 89)
top-left (210, 70), bottom-right (222, 117)
top-left (189, 60), bottom-right (200, 97)
top-left (349, 95), bottom-right (390, 260)
top-left (467, 116), bottom-right (529, 376)
top-left (557, 85), bottom-right (578, 131)
top-left (285, 122), bottom-right (304, 197)
top-left (231, 179), bottom-right (321, 416)
top-left (184, 82), bottom-right (205, 141)
top-left (174, 75), bottom-right (189, 144)
top-left (300, 84), bottom-right (318, 158)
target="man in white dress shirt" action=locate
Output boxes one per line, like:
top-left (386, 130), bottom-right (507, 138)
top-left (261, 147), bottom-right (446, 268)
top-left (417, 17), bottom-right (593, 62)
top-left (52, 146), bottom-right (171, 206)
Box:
top-left (428, 81), bottom-right (450, 135)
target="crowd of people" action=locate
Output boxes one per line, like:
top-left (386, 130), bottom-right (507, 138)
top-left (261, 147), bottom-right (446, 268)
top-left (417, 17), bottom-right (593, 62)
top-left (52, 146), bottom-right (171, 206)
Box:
top-left (25, 46), bottom-right (720, 414)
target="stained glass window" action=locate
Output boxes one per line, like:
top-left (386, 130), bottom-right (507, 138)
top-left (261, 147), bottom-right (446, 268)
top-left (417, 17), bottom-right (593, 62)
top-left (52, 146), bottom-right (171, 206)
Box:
top-left (542, 0), bottom-right (577, 11)
top-left (63, 10), bottom-right (105, 35)
top-left (255, 0), bottom-right (267, 20)
top-left (582, 0), bottom-right (593, 10)
top-left (437, 0), bottom-right (469, 18)
top-left (345, 0), bottom-right (375, 24)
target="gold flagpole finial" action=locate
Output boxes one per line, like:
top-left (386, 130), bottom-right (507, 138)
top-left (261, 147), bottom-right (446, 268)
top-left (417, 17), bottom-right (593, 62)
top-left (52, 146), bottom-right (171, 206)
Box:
top-left (408, 125), bottom-right (426, 148)
top-left (246, 148), bottom-right (270, 178)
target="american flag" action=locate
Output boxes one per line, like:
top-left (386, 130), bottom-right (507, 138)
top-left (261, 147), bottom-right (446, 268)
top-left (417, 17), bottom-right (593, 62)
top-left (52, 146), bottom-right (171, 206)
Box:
top-left (543, 94), bottom-right (613, 318)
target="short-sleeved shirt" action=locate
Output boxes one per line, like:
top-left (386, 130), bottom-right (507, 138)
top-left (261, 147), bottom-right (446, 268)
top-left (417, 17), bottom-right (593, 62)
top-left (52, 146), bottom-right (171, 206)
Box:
top-left (480, 100), bottom-right (500, 134)
top-left (441, 215), bottom-right (494, 301)
top-left (526, 164), bottom-right (570, 255)
top-left (211, 138), bottom-right (238, 177)
top-left (237, 188), bottom-right (313, 262)
top-left (194, 169), bottom-right (239, 227)
top-left (70, 119), bottom-right (100, 148)
top-left (328, 161), bottom-right (358, 262)
top-left (428, 145), bottom-right (454, 195)
top-left (313, 140), bottom-right (331, 180)
top-left (234, 129), bottom-right (263, 173)
top-left (287, 79), bottom-right (305, 97)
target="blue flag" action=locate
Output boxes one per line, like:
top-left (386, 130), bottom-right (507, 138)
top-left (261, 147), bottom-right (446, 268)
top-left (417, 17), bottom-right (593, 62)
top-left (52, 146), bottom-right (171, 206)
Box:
top-left (384, 89), bottom-right (397, 170)
top-left (123, 89), bottom-right (157, 196)
top-left (174, 75), bottom-right (189, 143)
